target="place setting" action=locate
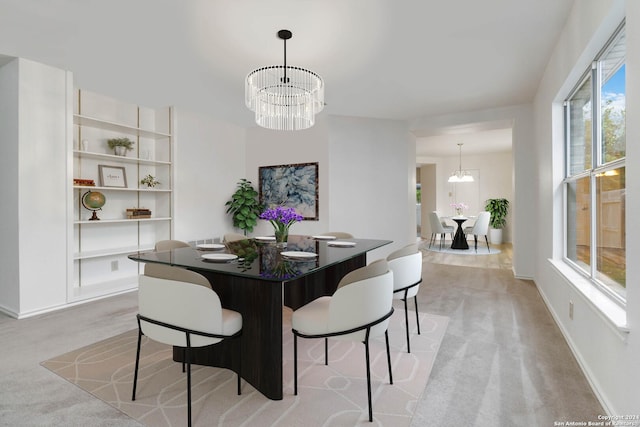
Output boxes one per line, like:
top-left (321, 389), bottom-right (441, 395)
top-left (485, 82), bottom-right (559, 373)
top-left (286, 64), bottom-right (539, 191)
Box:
top-left (200, 253), bottom-right (238, 263)
top-left (196, 242), bottom-right (226, 251)
top-left (280, 251), bottom-right (318, 261)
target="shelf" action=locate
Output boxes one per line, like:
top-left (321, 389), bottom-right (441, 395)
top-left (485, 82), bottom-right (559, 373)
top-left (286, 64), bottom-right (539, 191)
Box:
top-left (68, 276), bottom-right (139, 303)
top-left (74, 217), bottom-right (172, 225)
top-left (73, 114), bottom-right (171, 139)
top-left (73, 150), bottom-right (171, 166)
top-left (74, 185), bottom-right (172, 193)
top-left (74, 245), bottom-right (154, 260)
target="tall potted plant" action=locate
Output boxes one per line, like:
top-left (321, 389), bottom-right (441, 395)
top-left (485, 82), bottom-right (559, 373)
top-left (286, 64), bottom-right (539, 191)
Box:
top-left (485, 198), bottom-right (509, 244)
top-left (225, 179), bottom-right (262, 235)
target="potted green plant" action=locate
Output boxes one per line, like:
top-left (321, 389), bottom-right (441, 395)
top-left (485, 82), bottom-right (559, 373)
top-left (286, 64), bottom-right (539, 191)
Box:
top-left (140, 174), bottom-right (160, 188)
top-left (225, 179), bottom-right (262, 235)
top-left (107, 137), bottom-right (135, 156)
top-left (484, 198), bottom-right (510, 244)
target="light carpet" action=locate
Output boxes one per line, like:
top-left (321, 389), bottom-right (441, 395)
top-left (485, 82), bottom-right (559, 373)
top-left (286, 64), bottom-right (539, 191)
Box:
top-left (42, 302), bottom-right (448, 426)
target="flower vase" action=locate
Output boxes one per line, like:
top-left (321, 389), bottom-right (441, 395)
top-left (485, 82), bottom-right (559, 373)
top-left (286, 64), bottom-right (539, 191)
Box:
top-left (275, 228), bottom-right (289, 247)
top-left (456, 208), bottom-right (462, 216)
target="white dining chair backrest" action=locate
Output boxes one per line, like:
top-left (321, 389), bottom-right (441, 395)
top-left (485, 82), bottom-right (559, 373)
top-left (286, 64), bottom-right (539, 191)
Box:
top-left (323, 231), bottom-right (354, 239)
top-left (387, 244), bottom-right (422, 299)
top-left (223, 232), bottom-right (248, 243)
top-left (328, 259), bottom-right (393, 341)
top-left (428, 211), bottom-right (448, 234)
top-left (144, 263), bottom-right (211, 288)
top-left (470, 211), bottom-right (491, 235)
top-left (154, 239), bottom-right (190, 251)
top-left (138, 275), bottom-right (228, 347)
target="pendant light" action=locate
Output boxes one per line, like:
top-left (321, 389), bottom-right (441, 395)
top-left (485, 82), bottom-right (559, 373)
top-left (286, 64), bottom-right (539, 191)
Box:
top-left (245, 29), bottom-right (324, 131)
top-left (448, 143), bottom-right (474, 183)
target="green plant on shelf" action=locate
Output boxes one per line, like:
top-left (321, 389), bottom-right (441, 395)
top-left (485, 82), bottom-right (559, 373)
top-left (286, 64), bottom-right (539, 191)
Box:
top-left (140, 174), bottom-right (160, 188)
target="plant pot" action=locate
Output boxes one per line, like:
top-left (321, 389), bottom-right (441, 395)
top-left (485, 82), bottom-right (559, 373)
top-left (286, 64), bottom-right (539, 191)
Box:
top-left (489, 228), bottom-right (503, 245)
top-left (114, 146), bottom-right (127, 156)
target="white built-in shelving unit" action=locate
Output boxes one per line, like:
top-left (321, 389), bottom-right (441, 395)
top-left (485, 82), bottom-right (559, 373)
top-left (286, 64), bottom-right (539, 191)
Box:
top-left (70, 89), bottom-right (174, 301)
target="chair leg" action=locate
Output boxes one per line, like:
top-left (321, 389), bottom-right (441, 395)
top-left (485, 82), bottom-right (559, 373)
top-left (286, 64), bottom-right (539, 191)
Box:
top-left (385, 330), bottom-right (393, 385)
top-left (325, 338), bottom-right (328, 365)
top-left (131, 328), bottom-right (143, 401)
top-left (428, 233), bottom-right (434, 249)
top-left (186, 353), bottom-right (192, 427)
top-left (237, 336), bottom-right (242, 395)
top-left (485, 235), bottom-right (490, 252)
top-left (403, 296), bottom-right (411, 353)
top-left (474, 235), bottom-right (478, 252)
top-left (293, 334), bottom-right (298, 395)
top-left (414, 295), bottom-right (421, 335)
top-left (364, 339), bottom-right (373, 422)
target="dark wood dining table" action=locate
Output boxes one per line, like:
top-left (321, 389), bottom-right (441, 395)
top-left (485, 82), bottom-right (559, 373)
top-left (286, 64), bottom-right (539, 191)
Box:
top-left (128, 235), bottom-right (391, 400)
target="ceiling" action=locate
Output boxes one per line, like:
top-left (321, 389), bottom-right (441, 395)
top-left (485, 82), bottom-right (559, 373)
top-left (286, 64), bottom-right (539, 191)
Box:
top-left (0, 0), bottom-right (574, 153)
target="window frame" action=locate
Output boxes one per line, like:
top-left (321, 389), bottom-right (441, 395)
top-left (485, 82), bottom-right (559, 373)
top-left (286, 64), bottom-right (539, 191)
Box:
top-left (562, 21), bottom-right (626, 307)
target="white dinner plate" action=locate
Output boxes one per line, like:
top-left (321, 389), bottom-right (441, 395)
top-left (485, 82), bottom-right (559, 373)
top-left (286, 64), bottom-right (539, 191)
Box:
top-left (312, 235), bottom-right (337, 240)
top-left (201, 253), bottom-right (238, 262)
top-left (254, 236), bottom-right (276, 242)
top-left (197, 243), bottom-right (225, 250)
top-left (328, 241), bottom-right (357, 247)
top-left (280, 251), bottom-right (318, 259)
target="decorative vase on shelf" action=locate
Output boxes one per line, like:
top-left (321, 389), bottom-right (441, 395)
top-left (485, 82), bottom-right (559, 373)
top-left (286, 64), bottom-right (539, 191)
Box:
top-left (114, 146), bottom-right (127, 156)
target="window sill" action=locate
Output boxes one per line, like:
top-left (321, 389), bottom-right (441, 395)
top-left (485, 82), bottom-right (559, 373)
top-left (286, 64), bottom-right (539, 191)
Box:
top-left (548, 259), bottom-right (629, 339)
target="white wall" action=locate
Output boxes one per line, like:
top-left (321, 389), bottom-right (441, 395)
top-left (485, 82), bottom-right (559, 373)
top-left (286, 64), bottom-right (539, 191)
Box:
top-left (0, 57), bottom-right (70, 317)
top-left (533, 0), bottom-right (639, 414)
top-left (0, 58), bottom-right (20, 314)
top-left (172, 110), bottom-right (245, 242)
top-left (328, 115), bottom-right (415, 260)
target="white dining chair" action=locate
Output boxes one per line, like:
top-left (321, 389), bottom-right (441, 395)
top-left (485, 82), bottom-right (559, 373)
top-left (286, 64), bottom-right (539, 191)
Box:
top-left (322, 231), bottom-right (354, 238)
top-left (154, 239), bottom-right (190, 251)
top-left (132, 273), bottom-right (243, 427)
top-left (428, 211), bottom-right (454, 250)
top-left (387, 243), bottom-right (423, 353)
top-left (223, 232), bottom-right (248, 243)
top-left (463, 211), bottom-right (491, 252)
top-left (291, 259), bottom-right (394, 422)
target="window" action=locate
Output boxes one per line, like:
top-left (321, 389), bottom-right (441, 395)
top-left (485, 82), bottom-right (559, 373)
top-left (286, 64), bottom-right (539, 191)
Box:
top-left (563, 22), bottom-right (626, 303)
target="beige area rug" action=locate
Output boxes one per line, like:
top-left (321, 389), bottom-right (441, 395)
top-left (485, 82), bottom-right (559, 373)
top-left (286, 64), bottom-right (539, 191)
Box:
top-left (42, 302), bottom-right (448, 426)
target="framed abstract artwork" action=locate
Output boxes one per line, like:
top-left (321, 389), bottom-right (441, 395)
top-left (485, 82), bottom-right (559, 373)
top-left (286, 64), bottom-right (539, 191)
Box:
top-left (259, 162), bottom-right (319, 220)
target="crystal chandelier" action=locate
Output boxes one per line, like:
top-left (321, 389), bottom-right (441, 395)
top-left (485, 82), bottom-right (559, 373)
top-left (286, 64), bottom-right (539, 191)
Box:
top-left (245, 29), bottom-right (324, 131)
top-left (448, 143), bottom-right (474, 183)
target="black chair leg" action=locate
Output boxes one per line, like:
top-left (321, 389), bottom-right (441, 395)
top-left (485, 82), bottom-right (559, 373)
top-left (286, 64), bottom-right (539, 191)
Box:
top-left (131, 328), bottom-right (142, 401)
top-left (474, 235), bottom-right (478, 252)
top-left (414, 296), bottom-right (421, 335)
top-left (293, 334), bottom-right (298, 395)
top-left (364, 339), bottom-right (373, 422)
top-left (237, 337), bottom-right (242, 395)
top-left (187, 359), bottom-right (192, 427)
top-left (325, 338), bottom-right (328, 365)
top-left (385, 330), bottom-right (393, 385)
top-left (485, 235), bottom-right (490, 252)
top-left (403, 296), bottom-right (411, 353)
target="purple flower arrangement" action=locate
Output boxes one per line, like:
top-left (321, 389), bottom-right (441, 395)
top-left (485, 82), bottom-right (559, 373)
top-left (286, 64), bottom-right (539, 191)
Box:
top-left (259, 206), bottom-right (304, 244)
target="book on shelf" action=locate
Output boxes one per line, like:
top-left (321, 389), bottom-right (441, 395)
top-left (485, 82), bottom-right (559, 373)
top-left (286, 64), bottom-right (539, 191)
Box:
top-left (126, 208), bottom-right (152, 219)
top-left (73, 178), bottom-right (95, 186)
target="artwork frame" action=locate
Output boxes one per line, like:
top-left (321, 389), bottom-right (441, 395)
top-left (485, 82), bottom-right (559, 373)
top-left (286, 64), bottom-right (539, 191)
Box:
top-left (98, 165), bottom-right (128, 188)
top-left (259, 162), bottom-right (319, 220)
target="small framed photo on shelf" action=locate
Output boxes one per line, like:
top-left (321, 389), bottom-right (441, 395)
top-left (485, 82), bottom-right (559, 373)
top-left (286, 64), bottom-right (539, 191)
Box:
top-left (98, 165), bottom-right (127, 188)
